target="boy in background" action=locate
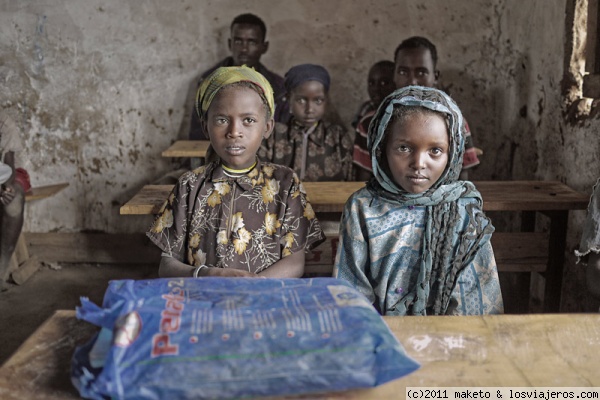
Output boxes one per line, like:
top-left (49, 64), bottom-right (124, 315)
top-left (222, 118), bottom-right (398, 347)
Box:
top-left (352, 60), bottom-right (395, 181)
top-left (394, 36), bottom-right (481, 179)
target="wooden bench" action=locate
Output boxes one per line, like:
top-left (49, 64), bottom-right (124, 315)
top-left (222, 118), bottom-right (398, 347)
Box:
top-left (8, 183), bottom-right (69, 284)
top-left (161, 140), bottom-right (210, 158)
top-left (305, 229), bottom-right (549, 313)
top-left (305, 231), bottom-right (549, 275)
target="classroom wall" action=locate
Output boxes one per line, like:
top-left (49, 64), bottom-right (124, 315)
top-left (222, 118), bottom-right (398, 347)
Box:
top-left (1, 1), bottom-right (598, 309)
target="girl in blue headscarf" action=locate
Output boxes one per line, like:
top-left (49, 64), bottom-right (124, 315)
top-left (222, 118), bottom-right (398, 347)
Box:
top-left (334, 86), bottom-right (503, 315)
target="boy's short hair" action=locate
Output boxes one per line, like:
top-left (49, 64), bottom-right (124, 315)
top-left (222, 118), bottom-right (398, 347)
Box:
top-left (394, 36), bottom-right (438, 68)
top-left (231, 13), bottom-right (267, 41)
top-left (372, 60), bottom-right (395, 70)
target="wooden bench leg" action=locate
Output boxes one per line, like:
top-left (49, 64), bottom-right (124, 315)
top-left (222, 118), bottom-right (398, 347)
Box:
top-left (7, 232), bottom-right (41, 285)
top-left (8, 232), bottom-right (29, 274)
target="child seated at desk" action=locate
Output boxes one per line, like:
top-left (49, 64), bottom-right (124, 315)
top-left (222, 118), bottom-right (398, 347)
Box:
top-left (258, 64), bottom-right (353, 181)
top-left (575, 178), bottom-right (600, 307)
top-left (334, 86), bottom-right (503, 316)
top-left (0, 111), bottom-right (30, 290)
top-left (147, 66), bottom-right (325, 278)
top-left (352, 60), bottom-right (396, 181)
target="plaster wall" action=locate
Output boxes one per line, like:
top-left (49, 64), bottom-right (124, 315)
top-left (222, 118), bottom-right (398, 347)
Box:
top-left (1, 1), bottom-right (598, 309)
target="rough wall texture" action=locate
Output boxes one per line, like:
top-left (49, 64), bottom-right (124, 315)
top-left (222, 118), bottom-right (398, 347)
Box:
top-left (1, 1), bottom-right (598, 310)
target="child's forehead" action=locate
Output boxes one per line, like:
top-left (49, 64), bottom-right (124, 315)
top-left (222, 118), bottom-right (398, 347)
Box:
top-left (396, 47), bottom-right (434, 63)
top-left (291, 80), bottom-right (327, 94)
top-left (369, 64), bottom-right (394, 77)
top-left (231, 23), bottom-right (264, 39)
top-left (389, 108), bottom-right (449, 136)
top-left (209, 85), bottom-right (265, 110)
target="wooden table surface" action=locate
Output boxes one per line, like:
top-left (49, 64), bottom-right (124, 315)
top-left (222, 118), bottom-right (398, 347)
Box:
top-left (120, 180), bottom-right (590, 215)
top-left (161, 140), bottom-right (210, 158)
top-left (0, 310), bottom-right (598, 399)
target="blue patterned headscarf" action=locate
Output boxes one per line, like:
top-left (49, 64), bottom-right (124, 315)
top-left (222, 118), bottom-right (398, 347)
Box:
top-left (367, 86), bottom-right (494, 315)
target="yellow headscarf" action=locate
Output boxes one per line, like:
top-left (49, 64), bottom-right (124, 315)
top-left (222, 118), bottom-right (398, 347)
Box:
top-left (196, 65), bottom-right (275, 119)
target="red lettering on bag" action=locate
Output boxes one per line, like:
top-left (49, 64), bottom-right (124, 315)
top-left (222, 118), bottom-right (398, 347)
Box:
top-left (151, 333), bottom-right (179, 357)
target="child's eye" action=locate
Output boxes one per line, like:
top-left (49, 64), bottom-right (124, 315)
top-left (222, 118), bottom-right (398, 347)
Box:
top-left (215, 117), bottom-right (228, 125)
top-left (315, 98), bottom-right (324, 105)
top-left (430, 148), bottom-right (443, 155)
top-left (244, 117), bottom-right (257, 124)
top-left (397, 145), bottom-right (410, 152)
top-left (296, 98), bottom-right (306, 104)
top-left (397, 69), bottom-right (407, 76)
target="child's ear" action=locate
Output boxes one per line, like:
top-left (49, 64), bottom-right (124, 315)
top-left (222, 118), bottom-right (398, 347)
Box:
top-left (202, 119), bottom-right (209, 137)
top-left (263, 117), bottom-right (275, 139)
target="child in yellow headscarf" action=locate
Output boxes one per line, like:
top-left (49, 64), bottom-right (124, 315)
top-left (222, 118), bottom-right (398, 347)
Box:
top-left (147, 66), bottom-right (325, 278)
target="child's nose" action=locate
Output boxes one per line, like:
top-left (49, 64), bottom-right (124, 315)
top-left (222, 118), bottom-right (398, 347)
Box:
top-left (409, 73), bottom-right (419, 86)
top-left (411, 153), bottom-right (426, 170)
top-left (228, 120), bottom-right (244, 137)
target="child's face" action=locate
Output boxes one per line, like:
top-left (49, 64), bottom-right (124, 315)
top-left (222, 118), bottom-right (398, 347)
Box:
top-left (228, 23), bottom-right (268, 69)
top-left (368, 65), bottom-right (395, 106)
top-left (385, 111), bottom-right (449, 194)
top-left (289, 80), bottom-right (327, 128)
top-left (394, 48), bottom-right (438, 89)
top-left (204, 86), bottom-right (273, 170)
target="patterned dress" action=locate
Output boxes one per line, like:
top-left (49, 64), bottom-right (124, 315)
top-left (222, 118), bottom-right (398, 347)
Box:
top-left (258, 119), bottom-right (353, 182)
top-left (147, 160), bottom-right (325, 274)
top-left (334, 187), bottom-right (504, 316)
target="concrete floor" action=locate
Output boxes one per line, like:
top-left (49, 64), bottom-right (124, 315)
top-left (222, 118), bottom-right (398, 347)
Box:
top-left (0, 262), bottom-right (158, 365)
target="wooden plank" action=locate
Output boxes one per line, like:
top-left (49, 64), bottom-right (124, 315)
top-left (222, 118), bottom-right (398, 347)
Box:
top-left (24, 232), bottom-right (161, 264)
top-left (474, 180), bottom-right (590, 211)
top-left (0, 311), bottom-right (598, 399)
top-left (24, 183), bottom-right (69, 202)
top-left (120, 180), bottom-right (590, 215)
top-left (120, 185), bottom-right (170, 215)
top-left (491, 232), bottom-right (548, 272)
top-left (0, 310), bottom-right (97, 399)
top-left (23, 230), bottom-right (547, 275)
top-left (161, 140), bottom-right (210, 158)
top-left (304, 232), bottom-right (548, 276)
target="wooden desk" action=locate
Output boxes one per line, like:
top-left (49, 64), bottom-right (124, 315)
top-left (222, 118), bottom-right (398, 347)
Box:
top-left (161, 140), bottom-right (210, 158)
top-left (120, 181), bottom-right (588, 215)
top-left (119, 181), bottom-right (589, 312)
top-left (0, 311), bottom-right (598, 399)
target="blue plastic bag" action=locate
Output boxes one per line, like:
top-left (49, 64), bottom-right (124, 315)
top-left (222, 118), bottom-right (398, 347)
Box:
top-left (71, 277), bottom-right (419, 399)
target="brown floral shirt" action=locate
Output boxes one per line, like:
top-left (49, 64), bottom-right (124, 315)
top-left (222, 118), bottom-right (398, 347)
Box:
top-left (147, 160), bottom-right (325, 274)
top-left (258, 119), bottom-right (353, 181)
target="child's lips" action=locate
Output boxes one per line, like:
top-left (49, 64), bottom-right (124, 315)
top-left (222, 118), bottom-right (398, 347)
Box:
top-left (225, 144), bottom-right (246, 155)
top-left (407, 175), bottom-right (428, 183)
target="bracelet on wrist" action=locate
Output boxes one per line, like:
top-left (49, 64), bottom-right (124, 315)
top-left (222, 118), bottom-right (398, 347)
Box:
top-left (192, 264), bottom-right (209, 278)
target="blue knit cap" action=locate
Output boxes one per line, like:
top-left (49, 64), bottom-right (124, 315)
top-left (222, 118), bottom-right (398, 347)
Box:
top-left (284, 64), bottom-right (331, 92)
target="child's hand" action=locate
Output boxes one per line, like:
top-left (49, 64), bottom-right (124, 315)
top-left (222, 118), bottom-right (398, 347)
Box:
top-left (203, 267), bottom-right (257, 278)
top-left (0, 185), bottom-right (15, 206)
